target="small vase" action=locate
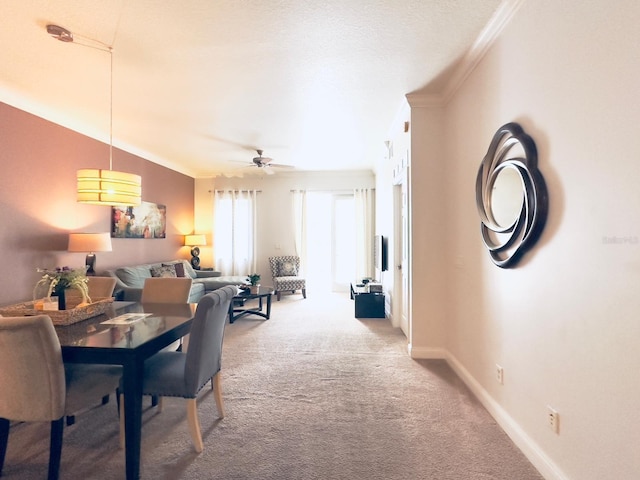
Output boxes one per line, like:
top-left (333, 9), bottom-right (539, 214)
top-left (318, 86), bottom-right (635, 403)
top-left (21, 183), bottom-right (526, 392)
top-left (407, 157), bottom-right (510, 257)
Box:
top-left (55, 288), bottom-right (66, 310)
top-left (250, 285), bottom-right (260, 294)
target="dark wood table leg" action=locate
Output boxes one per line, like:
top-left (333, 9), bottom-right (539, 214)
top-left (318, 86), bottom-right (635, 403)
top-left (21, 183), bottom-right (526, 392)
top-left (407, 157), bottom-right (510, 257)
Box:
top-left (266, 294), bottom-right (271, 319)
top-left (122, 357), bottom-right (144, 480)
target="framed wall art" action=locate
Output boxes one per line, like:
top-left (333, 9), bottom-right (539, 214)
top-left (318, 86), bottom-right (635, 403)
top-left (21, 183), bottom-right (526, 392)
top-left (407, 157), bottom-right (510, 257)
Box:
top-left (111, 201), bottom-right (167, 239)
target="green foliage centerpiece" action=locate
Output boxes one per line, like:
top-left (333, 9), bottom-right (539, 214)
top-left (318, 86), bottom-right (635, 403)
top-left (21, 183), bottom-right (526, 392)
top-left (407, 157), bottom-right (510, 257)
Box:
top-left (34, 266), bottom-right (90, 310)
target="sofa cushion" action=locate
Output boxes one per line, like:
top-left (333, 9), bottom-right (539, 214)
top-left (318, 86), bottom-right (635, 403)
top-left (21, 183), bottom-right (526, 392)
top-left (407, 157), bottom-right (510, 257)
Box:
top-left (115, 265), bottom-right (153, 289)
top-left (188, 282), bottom-right (206, 302)
top-left (182, 260), bottom-right (198, 279)
top-left (193, 275), bottom-right (249, 292)
top-left (150, 264), bottom-right (177, 278)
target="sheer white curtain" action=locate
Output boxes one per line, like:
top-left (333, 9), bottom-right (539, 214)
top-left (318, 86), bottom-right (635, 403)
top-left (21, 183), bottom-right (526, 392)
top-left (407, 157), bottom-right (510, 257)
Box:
top-left (354, 188), bottom-right (374, 280)
top-left (213, 190), bottom-right (258, 275)
top-left (291, 190), bottom-right (307, 273)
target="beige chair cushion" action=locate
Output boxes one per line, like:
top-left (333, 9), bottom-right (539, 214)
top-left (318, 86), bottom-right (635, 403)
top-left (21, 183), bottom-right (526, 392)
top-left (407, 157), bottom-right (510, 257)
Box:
top-left (141, 277), bottom-right (193, 303)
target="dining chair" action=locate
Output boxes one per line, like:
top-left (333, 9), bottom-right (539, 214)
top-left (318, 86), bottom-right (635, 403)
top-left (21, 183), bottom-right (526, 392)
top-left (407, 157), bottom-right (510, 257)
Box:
top-left (64, 275), bottom-right (119, 425)
top-left (119, 285), bottom-right (235, 453)
top-left (141, 277), bottom-right (193, 303)
top-left (0, 315), bottom-right (122, 480)
top-left (142, 276), bottom-right (193, 353)
top-left (65, 275), bottom-right (117, 307)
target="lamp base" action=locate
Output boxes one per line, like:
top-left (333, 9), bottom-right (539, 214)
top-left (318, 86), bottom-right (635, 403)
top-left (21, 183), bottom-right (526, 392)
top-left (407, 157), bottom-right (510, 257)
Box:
top-left (85, 253), bottom-right (96, 275)
top-left (190, 255), bottom-right (201, 270)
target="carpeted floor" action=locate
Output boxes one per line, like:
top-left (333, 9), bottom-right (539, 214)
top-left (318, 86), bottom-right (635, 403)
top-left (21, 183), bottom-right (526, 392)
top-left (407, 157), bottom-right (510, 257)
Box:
top-left (2, 291), bottom-right (544, 479)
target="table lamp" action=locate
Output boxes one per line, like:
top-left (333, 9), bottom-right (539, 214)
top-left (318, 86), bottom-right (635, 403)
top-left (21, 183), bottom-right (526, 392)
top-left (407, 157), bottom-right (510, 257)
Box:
top-left (184, 234), bottom-right (206, 270)
top-left (68, 232), bottom-right (113, 275)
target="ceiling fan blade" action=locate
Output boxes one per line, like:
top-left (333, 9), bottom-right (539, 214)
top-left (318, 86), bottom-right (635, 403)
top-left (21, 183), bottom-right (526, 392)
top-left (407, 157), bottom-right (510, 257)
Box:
top-left (269, 163), bottom-right (295, 169)
top-left (263, 166), bottom-right (275, 175)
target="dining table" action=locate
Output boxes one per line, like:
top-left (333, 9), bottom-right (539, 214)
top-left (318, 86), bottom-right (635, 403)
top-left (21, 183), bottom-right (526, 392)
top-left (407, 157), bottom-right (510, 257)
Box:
top-left (55, 300), bottom-right (197, 480)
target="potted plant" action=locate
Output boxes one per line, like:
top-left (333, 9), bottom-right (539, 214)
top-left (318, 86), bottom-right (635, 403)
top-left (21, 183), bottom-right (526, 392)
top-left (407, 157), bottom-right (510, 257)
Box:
top-left (34, 266), bottom-right (90, 310)
top-left (248, 273), bottom-right (261, 294)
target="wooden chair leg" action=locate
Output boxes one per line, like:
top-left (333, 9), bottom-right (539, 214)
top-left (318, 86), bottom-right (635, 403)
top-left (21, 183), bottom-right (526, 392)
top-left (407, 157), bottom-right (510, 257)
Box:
top-left (0, 418), bottom-right (10, 476)
top-left (186, 399), bottom-right (203, 453)
top-left (48, 418), bottom-right (64, 480)
top-left (302, 288), bottom-right (306, 298)
top-left (212, 372), bottom-right (225, 418)
top-left (277, 291), bottom-right (281, 301)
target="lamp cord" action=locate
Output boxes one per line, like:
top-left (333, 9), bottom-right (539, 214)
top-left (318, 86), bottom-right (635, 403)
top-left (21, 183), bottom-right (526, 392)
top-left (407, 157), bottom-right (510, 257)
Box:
top-left (109, 47), bottom-right (113, 172)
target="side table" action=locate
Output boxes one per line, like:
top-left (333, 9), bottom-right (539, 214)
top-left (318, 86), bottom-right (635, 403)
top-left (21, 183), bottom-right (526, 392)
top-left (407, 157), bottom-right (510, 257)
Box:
top-left (350, 282), bottom-right (385, 318)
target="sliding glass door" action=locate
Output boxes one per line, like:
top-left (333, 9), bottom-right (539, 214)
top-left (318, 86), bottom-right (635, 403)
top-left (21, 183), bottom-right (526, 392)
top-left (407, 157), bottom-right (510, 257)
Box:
top-left (306, 192), bottom-right (356, 293)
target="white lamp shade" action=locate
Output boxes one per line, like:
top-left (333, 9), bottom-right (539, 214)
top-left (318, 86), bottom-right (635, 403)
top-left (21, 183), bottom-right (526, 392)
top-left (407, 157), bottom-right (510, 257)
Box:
top-left (68, 232), bottom-right (113, 253)
top-left (184, 234), bottom-right (206, 246)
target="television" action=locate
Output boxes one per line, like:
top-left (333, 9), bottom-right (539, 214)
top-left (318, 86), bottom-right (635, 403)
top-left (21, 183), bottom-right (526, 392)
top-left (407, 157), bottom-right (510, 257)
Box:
top-left (374, 234), bottom-right (388, 274)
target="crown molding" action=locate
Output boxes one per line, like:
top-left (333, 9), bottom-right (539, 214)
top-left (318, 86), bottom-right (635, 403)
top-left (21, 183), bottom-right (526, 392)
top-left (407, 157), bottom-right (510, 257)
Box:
top-left (404, 0), bottom-right (525, 110)
top-left (441, 0), bottom-right (526, 104)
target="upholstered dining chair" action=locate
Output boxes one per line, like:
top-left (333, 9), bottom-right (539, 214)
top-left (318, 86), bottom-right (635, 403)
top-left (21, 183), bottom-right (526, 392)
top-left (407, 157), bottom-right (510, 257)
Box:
top-left (65, 276), bottom-right (117, 307)
top-left (141, 277), bottom-right (194, 367)
top-left (141, 277), bottom-right (193, 303)
top-left (119, 286), bottom-right (235, 453)
top-left (65, 275), bottom-right (120, 425)
top-left (268, 255), bottom-right (307, 301)
top-left (0, 315), bottom-right (122, 480)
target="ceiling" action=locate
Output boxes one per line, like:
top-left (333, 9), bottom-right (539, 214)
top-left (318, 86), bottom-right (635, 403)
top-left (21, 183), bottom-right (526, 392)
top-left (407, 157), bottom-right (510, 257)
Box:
top-left (0, 0), bottom-right (504, 178)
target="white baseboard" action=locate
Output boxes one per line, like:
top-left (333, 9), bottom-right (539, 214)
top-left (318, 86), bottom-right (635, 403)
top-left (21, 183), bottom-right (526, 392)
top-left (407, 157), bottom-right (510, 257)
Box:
top-left (444, 351), bottom-right (569, 480)
top-left (408, 345), bottom-right (447, 359)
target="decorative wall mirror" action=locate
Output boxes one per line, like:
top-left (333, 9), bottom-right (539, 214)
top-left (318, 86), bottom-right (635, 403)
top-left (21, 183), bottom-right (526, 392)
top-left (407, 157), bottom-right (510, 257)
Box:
top-left (476, 122), bottom-right (548, 268)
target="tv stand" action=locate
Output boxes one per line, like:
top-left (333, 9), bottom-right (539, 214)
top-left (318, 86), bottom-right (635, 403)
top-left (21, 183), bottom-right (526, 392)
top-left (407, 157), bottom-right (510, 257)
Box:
top-left (350, 282), bottom-right (385, 318)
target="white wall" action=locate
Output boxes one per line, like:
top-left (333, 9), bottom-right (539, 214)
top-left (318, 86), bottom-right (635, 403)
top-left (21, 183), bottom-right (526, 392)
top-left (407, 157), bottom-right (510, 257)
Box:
top-left (403, 1), bottom-right (640, 479)
top-left (194, 170), bottom-right (375, 284)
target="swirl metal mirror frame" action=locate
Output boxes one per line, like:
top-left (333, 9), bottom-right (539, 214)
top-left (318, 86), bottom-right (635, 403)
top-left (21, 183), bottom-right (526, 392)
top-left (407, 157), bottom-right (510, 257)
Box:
top-left (476, 122), bottom-right (548, 268)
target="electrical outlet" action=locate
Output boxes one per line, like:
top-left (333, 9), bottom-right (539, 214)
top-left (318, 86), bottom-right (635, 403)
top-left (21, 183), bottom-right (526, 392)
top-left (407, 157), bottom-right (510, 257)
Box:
top-left (495, 364), bottom-right (504, 385)
top-left (547, 405), bottom-right (560, 434)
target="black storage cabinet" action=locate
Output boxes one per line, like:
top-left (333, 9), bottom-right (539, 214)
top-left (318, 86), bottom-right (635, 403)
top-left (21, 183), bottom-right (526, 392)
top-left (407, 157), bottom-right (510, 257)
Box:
top-left (350, 283), bottom-right (385, 318)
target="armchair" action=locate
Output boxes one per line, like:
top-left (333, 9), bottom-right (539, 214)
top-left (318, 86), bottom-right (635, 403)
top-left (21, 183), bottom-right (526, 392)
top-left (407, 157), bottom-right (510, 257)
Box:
top-left (268, 256), bottom-right (306, 301)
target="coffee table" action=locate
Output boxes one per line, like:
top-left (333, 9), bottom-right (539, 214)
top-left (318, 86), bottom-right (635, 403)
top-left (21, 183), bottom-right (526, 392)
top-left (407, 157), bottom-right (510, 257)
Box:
top-left (229, 286), bottom-right (273, 323)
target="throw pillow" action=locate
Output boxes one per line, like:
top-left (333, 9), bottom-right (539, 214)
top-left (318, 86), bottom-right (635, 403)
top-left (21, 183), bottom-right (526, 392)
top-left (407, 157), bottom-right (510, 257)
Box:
top-left (150, 265), bottom-right (177, 278)
top-left (163, 262), bottom-right (185, 277)
top-left (181, 260), bottom-right (198, 279)
top-left (278, 260), bottom-right (297, 276)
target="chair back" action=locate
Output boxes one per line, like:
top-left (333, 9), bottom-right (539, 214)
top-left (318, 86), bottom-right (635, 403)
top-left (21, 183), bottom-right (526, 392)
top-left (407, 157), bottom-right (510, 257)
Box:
top-left (141, 277), bottom-right (193, 303)
top-left (87, 276), bottom-right (117, 298)
top-left (66, 276), bottom-right (117, 305)
top-left (0, 315), bottom-right (66, 422)
top-left (184, 286), bottom-right (236, 395)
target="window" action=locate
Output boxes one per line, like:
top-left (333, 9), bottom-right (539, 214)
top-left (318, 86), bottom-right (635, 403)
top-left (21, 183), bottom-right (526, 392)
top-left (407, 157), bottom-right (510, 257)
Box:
top-left (213, 190), bottom-right (258, 275)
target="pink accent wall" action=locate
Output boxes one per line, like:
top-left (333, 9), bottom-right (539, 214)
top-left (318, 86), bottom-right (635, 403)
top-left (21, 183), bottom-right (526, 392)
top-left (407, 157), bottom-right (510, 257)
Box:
top-left (0, 102), bottom-right (194, 305)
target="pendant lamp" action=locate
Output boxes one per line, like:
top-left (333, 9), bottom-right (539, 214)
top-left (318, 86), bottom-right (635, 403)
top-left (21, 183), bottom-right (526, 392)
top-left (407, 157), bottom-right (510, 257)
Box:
top-left (47, 24), bottom-right (142, 206)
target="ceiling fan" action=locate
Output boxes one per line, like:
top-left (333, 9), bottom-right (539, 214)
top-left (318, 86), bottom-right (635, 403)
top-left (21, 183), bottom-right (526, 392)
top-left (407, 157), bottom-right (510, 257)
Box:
top-left (247, 149), bottom-right (293, 175)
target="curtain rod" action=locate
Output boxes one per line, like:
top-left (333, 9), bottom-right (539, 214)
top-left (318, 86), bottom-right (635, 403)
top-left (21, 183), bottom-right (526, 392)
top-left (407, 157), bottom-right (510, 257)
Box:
top-left (289, 188), bottom-right (373, 193)
top-left (208, 189), bottom-right (262, 193)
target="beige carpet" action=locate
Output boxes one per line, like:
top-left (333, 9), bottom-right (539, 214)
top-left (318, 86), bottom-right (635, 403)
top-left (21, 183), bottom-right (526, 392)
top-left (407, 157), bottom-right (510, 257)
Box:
top-left (2, 291), bottom-right (543, 479)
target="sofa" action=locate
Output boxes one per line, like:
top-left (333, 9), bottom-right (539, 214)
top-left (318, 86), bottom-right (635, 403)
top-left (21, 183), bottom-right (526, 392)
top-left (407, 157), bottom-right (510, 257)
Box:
top-left (105, 259), bottom-right (248, 302)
